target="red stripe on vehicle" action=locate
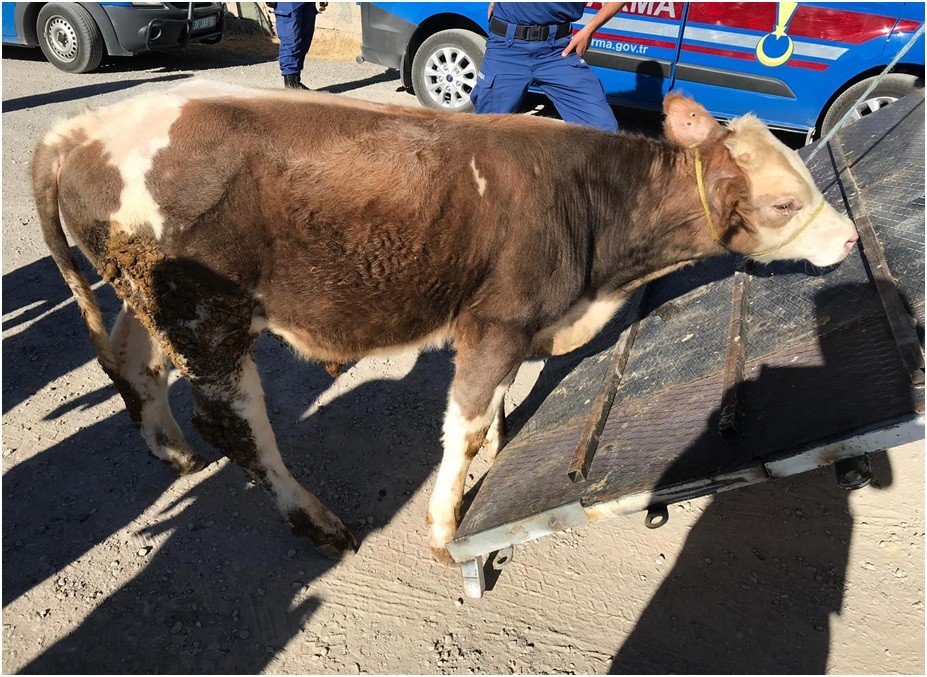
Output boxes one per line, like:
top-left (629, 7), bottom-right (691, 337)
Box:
top-left (681, 43), bottom-right (828, 70)
top-left (578, 28), bottom-right (677, 50)
top-left (687, 2), bottom-right (898, 45)
top-left (682, 42), bottom-right (756, 61)
top-left (587, 2), bottom-right (683, 20)
top-left (895, 19), bottom-right (923, 34)
top-left (782, 58), bottom-right (829, 72)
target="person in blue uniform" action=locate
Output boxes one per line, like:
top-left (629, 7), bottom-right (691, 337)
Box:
top-left (472, 2), bottom-right (626, 131)
top-left (273, 2), bottom-right (328, 89)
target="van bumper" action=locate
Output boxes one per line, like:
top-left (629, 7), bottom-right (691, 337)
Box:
top-left (102, 3), bottom-right (224, 53)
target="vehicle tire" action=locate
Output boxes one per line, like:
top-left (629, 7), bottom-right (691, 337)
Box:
top-left (821, 73), bottom-right (924, 136)
top-left (36, 3), bottom-right (104, 74)
top-left (411, 29), bottom-right (486, 113)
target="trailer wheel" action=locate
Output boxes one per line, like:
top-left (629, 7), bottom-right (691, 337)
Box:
top-left (411, 29), bottom-right (485, 113)
top-left (821, 73), bottom-right (923, 136)
top-left (37, 3), bottom-right (104, 74)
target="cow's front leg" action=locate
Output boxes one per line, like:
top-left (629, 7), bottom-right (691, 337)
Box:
top-left (191, 354), bottom-right (356, 560)
top-left (482, 388), bottom-right (511, 463)
top-left (531, 293), bottom-right (628, 356)
top-left (428, 327), bottom-right (528, 564)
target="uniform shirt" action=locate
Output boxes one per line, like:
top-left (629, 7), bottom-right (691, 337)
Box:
top-left (492, 2), bottom-right (588, 26)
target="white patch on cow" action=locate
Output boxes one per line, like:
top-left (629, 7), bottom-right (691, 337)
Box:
top-left (110, 306), bottom-right (201, 471)
top-left (726, 114), bottom-right (856, 267)
top-left (771, 147), bottom-right (858, 266)
top-left (44, 93), bottom-right (187, 239)
top-left (533, 293), bottom-right (629, 356)
top-left (428, 384), bottom-right (508, 553)
top-left (249, 316), bottom-right (269, 335)
top-left (469, 156), bottom-right (486, 197)
top-left (260, 319), bottom-right (451, 365)
top-left (482, 402), bottom-right (506, 462)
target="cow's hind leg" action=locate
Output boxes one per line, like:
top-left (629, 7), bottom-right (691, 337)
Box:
top-left (190, 354), bottom-right (356, 559)
top-left (428, 326), bottom-right (528, 564)
top-left (110, 305), bottom-right (205, 475)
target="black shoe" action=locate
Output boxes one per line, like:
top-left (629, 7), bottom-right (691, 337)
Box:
top-left (283, 74), bottom-right (309, 90)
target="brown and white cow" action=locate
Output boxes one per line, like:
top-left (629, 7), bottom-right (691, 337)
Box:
top-left (33, 80), bottom-right (857, 563)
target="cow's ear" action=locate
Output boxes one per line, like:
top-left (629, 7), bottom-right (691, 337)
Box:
top-left (663, 92), bottom-right (724, 146)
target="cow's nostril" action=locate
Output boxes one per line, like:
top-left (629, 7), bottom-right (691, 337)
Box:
top-left (844, 235), bottom-right (859, 251)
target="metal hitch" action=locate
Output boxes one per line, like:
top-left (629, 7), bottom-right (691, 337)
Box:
top-left (645, 505), bottom-right (669, 529)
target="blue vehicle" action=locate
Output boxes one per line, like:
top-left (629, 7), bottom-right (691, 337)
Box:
top-left (2, 2), bottom-right (225, 73)
top-left (359, 2), bottom-right (924, 137)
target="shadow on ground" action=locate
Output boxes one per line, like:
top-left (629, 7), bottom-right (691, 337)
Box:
top-left (1, 32), bottom-right (277, 79)
top-left (609, 281), bottom-right (915, 673)
top-left (2, 73), bottom-right (192, 113)
top-left (3, 254), bottom-right (454, 672)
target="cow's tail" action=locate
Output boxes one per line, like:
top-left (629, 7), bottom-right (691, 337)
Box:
top-left (32, 141), bottom-right (118, 376)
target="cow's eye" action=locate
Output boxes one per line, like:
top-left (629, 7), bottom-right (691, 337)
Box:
top-left (773, 201), bottom-right (797, 212)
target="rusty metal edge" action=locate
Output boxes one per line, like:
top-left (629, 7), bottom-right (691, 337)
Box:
top-left (717, 268), bottom-right (749, 441)
top-left (567, 287), bottom-right (647, 482)
top-left (449, 414), bottom-right (923, 563)
top-left (828, 137), bottom-right (925, 386)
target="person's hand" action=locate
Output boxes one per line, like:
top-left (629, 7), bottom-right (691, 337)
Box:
top-left (487, 2), bottom-right (494, 20)
top-left (561, 26), bottom-right (593, 57)
top-left (318, 2), bottom-right (328, 11)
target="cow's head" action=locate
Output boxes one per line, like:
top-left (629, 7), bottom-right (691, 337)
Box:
top-left (663, 92), bottom-right (857, 267)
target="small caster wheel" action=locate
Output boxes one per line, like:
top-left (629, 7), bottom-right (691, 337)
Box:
top-left (836, 454), bottom-right (872, 490)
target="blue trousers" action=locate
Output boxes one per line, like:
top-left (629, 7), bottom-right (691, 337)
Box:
top-left (471, 28), bottom-right (618, 132)
top-left (275, 2), bottom-right (318, 77)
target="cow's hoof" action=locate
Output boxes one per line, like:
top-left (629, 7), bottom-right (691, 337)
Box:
top-left (153, 450), bottom-right (207, 476)
top-left (430, 544), bottom-right (457, 567)
top-left (175, 455), bottom-right (208, 476)
top-left (316, 528), bottom-right (358, 561)
top-left (323, 361), bottom-right (344, 378)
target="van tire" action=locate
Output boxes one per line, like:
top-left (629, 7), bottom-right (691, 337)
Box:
top-left (412, 29), bottom-right (485, 113)
top-left (37, 3), bottom-right (105, 74)
top-left (821, 73), bottom-right (923, 136)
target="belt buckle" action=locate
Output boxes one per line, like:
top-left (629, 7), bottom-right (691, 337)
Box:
top-left (527, 25), bottom-right (544, 40)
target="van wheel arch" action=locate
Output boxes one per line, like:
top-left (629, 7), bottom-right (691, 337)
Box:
top-left (814, 63), bottom-right (924, 138)
top-left (403, 13), bottom-right (487, 91)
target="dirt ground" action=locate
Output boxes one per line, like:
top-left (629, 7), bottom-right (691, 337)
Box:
top-left (2, 36), bottom-right (924, 674)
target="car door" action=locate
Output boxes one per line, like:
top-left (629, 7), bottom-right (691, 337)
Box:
top-left (578, 1), bottom-right (685, 109)
top-left (2, 3), bottom-right (23, 44)
top-left (673, 2), bottom-right (911, 131)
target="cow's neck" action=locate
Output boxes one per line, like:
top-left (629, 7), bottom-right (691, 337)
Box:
top-left (583, 134), bottom-right (729, 296)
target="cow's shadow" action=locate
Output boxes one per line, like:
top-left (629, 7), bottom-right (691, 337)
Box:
top-left (16, 346), bottom-right (452, 673)
top-left (4, 255), bottom-right (454, 672)
top-left (609, 281), bottom-right (917, 673)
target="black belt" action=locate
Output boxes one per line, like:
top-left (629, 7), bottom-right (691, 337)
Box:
top-left (489, 17), bottom-right (572, 41)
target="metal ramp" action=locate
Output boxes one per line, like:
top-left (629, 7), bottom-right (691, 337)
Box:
top-left (448, 92), bottom-right (926, 598)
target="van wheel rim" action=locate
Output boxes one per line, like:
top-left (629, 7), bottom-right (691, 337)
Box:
top-left (45, 16), bottom-right (79, 62)
top-left (423, 46), bottom-right (477, 109)
top-left (851, 95), bottom-right (897, 120)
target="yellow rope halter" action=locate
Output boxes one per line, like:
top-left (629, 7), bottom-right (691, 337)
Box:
top-left (691, 144), bottom-right (824, 258)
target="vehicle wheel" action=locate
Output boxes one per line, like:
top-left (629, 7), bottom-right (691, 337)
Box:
top-left (821, 73), bottom-right (924, 136)
top-left (411, 29), bottom-right (485, 113)
top-left (37, 3), bottom-right (104, 73)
